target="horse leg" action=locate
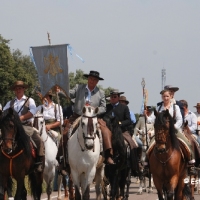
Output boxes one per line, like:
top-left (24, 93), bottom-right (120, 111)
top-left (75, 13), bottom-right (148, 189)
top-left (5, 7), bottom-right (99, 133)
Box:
top-left (82, 185), bottom-right (90, 200)
top-left (123, 168), bottom-right (131, 200)
top-left (0, 177), bottom-right (5, 200)
top-left (68, 175), bottom-right (75, 200)
top-left (57, 174), bottom-right (63, 200)
top-left (63, 175), bottom-right (69, 200)
top-left (94, 164), bottom-right (104, 200)
top-left (74, 185), bottom-right (81, 200)
top-left (15, 178), bottom-right (25, 200)
top-left (153, 177), bottom-right (164, 200)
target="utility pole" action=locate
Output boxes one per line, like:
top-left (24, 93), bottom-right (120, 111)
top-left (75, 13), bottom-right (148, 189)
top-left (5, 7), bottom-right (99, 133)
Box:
top-left (161, 68), bottom-right (166, 90)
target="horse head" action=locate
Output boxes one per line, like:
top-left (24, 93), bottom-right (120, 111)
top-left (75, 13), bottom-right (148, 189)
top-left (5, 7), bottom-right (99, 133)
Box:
top-left (80, 105), bottom-right (99, 150)
top-left (154, 109), bottom-right (172, 153)
top-left (33, 111), bottom-right (45, 136)
top-left (0, 108), bottom-right (18, 154)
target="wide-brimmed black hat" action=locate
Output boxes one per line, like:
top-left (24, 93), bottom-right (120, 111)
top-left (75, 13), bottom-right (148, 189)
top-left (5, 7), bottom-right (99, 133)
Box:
top-left (146, 106), bottom-right (153, 112)
top-left (83, 70), bottom-right (104, 80)
top-left (10, 80), bottom-right (28, 90)
top-left (164, 85), bottom-right (179, 92)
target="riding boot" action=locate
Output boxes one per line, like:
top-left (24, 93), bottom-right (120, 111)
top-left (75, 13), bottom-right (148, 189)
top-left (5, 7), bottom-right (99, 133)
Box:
top-left (105, 148), bottom-right (115, 165)
top-left (143, 156), bottom-right (149, 176)
top-left (137, 147), bottom-right (143, 163)
top-left (35, 156), bottom-right (45, 172)
top-left (188, 159), bottom-right (197, 176)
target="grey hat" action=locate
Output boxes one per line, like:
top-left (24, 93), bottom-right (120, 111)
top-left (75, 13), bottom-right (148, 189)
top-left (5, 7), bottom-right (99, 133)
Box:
top-left (110, 89), bottom-right (124, 96)
top-left (160, 85), bottom-right (179, 94)
top-left (164, 85), bottom-right (179, 92)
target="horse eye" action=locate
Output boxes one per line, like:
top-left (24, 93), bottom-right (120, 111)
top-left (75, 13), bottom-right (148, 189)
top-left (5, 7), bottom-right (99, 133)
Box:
top-left (9, 124), bottom-right (14, 129)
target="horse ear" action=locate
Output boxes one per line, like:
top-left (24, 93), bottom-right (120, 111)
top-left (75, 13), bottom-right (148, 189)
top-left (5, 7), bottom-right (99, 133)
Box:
top-left (8, 107), bottom-right (14, 115)
top-left (82, 106), bottom-right (86, 114)
top-left (94, 107), bottom-right (99, 114)
top-left (165, 109), bottom-right (170, 116)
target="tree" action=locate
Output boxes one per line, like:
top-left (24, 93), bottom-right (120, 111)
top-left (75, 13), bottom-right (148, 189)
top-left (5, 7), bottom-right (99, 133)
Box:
top-left (0, 35), bottom-right (40, 106)
top-left (0, 35), bottom-right (16, 106)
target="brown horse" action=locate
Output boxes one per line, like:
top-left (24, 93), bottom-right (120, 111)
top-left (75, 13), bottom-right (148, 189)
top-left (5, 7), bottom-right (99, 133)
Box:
top-left (182, 121), bottom-right (200, 200)
top-left (148, 109), bottom-right (191, 200)
top-left (57, 118), bottom-right (75, 200)
top-left (0, 108), bottom-right (43, 200)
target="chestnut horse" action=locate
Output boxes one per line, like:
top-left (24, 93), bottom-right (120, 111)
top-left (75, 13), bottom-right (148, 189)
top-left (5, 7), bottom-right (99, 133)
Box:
top-left (0, 108), bottom-right (43, 200)
top-left (148, 109), bottom-right (191, 200)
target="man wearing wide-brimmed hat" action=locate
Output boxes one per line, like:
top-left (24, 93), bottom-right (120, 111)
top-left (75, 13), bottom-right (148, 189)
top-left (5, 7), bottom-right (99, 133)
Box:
top-left (99, 89), bottom-right (139, 170)
top-left (194, 103), bottom-right (200, 136)
top-left (59, 70), bottom-right (108, 172)
top-left (3, 80), bottom-right (45, 172)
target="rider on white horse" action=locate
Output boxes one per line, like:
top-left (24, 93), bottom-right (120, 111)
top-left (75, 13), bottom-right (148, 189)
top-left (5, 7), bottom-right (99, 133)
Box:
top-left (36, 89), bottom-right (63, 144)
top-left (61, 70), bottom-right (114, 174)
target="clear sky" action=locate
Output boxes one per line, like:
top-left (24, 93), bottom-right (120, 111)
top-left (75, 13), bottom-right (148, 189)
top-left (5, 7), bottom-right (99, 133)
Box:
top-left (1, 0), bottom-right (200, 113)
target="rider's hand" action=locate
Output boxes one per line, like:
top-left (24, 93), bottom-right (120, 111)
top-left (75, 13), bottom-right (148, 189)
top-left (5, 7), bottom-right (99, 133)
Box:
top-left (46, 125), bottom-right (51, 131)
top-left (197, 121), bottom-right (200, 125)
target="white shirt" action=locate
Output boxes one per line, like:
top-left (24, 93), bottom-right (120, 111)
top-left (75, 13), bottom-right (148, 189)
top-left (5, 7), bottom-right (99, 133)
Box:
top-left (36, 102), bottom-right (63, 124)
top-left (3, 95), bottom-right (36, 122)
top-left (146, 103), bottom-right (183, 130)
top-left (194, 111), bottom-right (200, 131)
top-left (184, 111), bottom-right (197, 134)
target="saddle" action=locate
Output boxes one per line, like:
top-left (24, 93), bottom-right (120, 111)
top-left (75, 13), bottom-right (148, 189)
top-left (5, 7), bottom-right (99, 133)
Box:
top-left (146, 137), bottom-right (191, 162)
top-left (184, 129), bottom-right (200, 160)
top-left (123, 131), bottom-right (138, 149)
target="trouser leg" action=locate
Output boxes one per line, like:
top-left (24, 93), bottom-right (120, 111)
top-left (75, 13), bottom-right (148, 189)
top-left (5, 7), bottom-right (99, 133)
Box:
top-left (31, 131), bottom-right (45, 172)
top-left (98, 119), bottom-right (114, 164)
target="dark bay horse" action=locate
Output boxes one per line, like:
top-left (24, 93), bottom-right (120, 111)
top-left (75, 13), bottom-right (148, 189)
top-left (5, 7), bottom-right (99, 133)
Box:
top-left (0, 108), bottom-right (43, 200)
top-left (103, 114), bottom-right (131, 200)
top-left (148, 109), bottom-right (191, 200)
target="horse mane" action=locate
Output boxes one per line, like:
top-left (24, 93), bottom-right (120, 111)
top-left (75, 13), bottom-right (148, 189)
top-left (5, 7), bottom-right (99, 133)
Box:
top-left (1, 108), bottom-right (32, 156)
top-left (103, 114), bottom-right (126, 157)
top-left (155, 110), bottom-right (179, 150)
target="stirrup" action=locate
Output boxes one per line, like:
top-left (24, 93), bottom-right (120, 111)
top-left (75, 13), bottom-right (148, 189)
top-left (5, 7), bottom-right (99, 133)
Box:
top-left (35, 163), bottom-right (43, 172)
top-left (106, 157), bottom-right (115, 165)
top-left (188, 165), bottom-right (197, 176)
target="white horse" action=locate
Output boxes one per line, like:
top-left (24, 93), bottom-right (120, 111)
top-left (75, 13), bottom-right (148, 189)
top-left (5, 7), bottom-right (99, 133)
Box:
top-left (68, 105), bottom-right (101, 200)
top-left (33, 111), bottom-right (58, 200)
top-left (133, 116), bottom-right (154, 195)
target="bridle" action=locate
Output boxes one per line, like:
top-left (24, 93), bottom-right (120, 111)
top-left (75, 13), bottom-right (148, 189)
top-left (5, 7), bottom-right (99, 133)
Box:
top-left (1, 119), bottom-right (18, 154)
top-left (33, 115), bottom-right (48, 142)
top-left (78, 115), bottom-right (97, 151)
top-left (154, 118), bottom-right (174, 165)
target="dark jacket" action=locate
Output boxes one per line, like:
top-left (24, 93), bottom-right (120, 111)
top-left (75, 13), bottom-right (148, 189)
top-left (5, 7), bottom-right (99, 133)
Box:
top-left (103, 103), bottom-right (131, 132)
top-left (63, 105), bottom-right (73, 119)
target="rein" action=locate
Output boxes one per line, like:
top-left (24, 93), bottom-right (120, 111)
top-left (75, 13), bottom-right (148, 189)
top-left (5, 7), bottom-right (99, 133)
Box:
top-left (1, 149), bottom-right (23, 176)
top-left (153, 148), bottom-right (174, 166)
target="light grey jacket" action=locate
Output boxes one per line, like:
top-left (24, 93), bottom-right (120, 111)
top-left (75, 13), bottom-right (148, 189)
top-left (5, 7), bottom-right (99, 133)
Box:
top-left (69, 84), bottom-right (106, 115)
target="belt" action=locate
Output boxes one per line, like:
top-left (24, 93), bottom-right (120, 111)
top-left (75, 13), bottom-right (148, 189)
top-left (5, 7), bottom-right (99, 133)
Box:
top-left (22, 121), bottom-right (33, 127)
top-left (45, 119), bottom-right (56, 124)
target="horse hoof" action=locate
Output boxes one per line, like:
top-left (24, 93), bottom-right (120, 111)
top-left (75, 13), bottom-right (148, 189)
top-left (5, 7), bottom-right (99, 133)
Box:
top-left (137, 192), bottom-right (142, 195)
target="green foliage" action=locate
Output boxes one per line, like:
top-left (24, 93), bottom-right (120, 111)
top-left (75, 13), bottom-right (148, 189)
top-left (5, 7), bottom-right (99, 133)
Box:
top-left (0, 35), bottom-right (40, 107)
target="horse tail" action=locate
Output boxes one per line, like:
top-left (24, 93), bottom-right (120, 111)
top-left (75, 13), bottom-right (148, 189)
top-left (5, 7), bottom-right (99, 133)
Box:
top-left (28, 172), bottom-right (42, 199)
top-left (183, 183), bottom-right (192, 200)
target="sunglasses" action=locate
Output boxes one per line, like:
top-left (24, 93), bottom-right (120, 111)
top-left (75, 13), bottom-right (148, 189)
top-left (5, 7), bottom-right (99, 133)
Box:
top-left (110, 95), bottom-right (118, 99)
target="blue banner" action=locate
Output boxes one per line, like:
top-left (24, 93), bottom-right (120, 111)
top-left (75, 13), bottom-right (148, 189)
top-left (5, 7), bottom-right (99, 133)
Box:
top-left (30, 44), bottom-right (69, 97)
